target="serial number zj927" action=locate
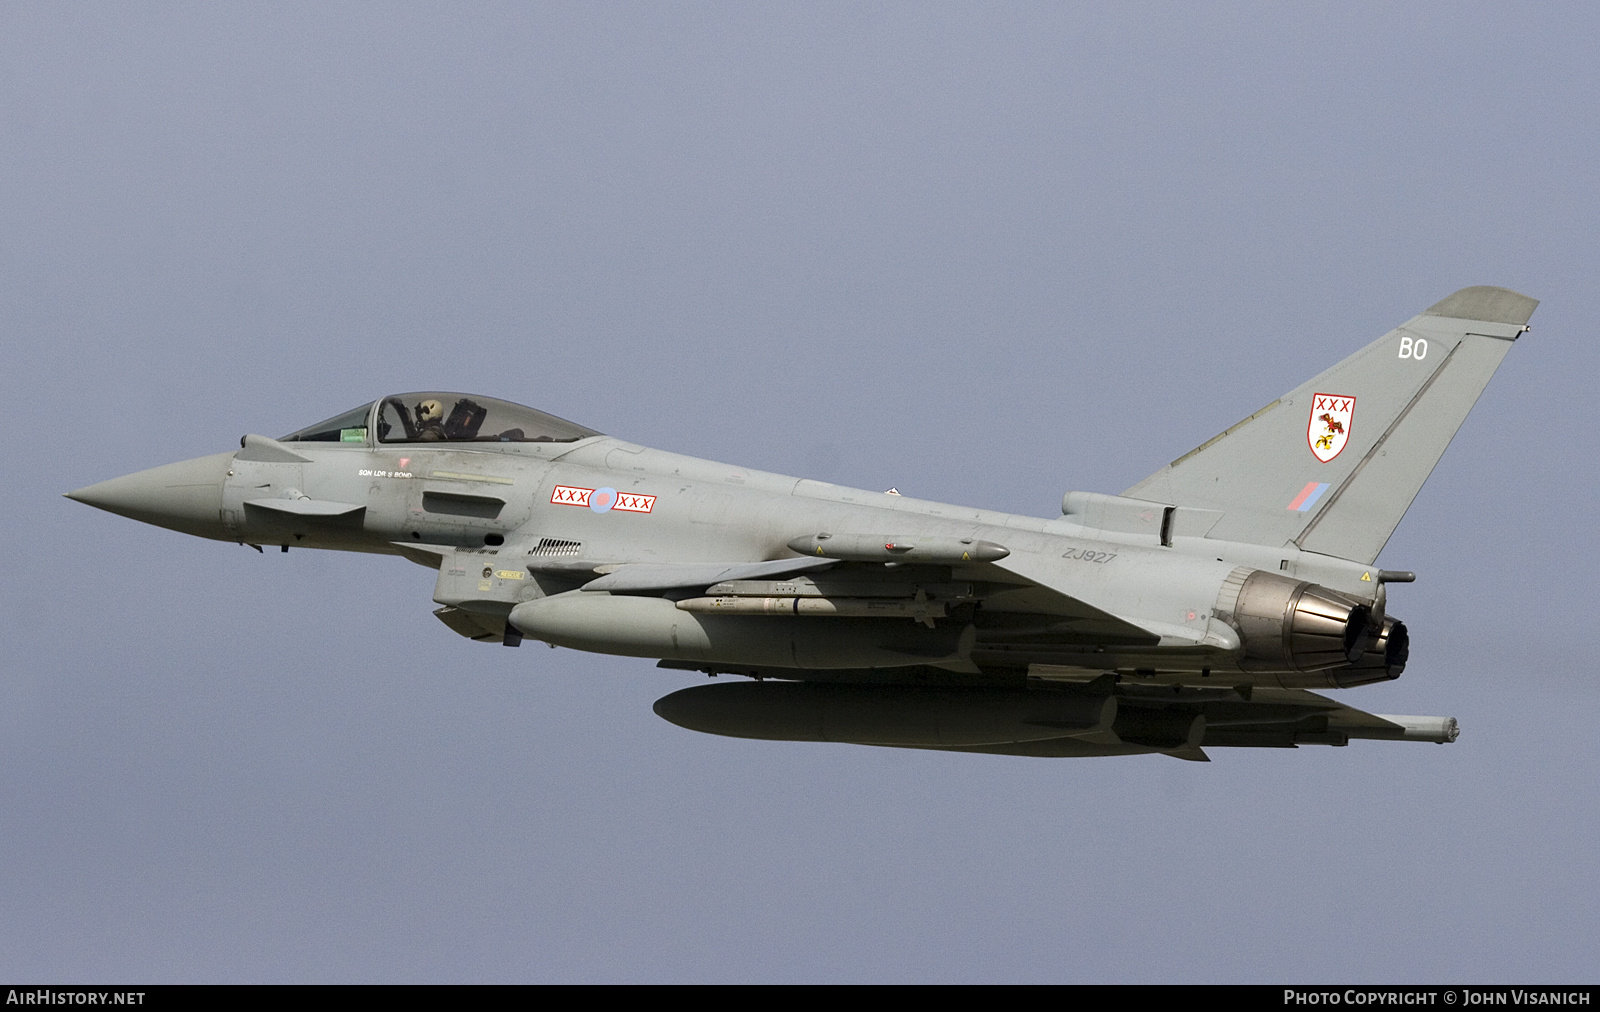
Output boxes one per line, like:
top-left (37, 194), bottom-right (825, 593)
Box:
top-left (1062, 548), bottom-right (1117, 563)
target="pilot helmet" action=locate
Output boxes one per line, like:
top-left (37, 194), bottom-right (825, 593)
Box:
top-left (417, 399), bottom-right (445, 424)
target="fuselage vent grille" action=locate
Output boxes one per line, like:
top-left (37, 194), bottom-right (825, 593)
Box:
top-left (530, 538), bottom-right (583, 557)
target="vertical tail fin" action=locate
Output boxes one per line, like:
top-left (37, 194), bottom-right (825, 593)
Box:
top-left (1124, 286), bottom-right (1538, 564)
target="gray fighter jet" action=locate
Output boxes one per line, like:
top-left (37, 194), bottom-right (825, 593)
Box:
top-left (68, 286), bottom-right (1537, 761)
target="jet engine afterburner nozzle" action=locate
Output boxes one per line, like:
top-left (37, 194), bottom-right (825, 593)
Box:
top-left (1217, 569), bottom-right (1386, 676)
top-left (1336, 617), bottom-right (1408, 687)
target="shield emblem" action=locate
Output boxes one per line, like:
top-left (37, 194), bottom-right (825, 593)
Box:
top-left (1307, 393), bottom-right (1355, 462)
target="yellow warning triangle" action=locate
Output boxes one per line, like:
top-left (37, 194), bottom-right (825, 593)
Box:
top-left (1361, 571), bottom-right (1372, 581)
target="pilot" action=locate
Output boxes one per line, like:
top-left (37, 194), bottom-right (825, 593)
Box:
top-left (415, 399), bottom-right (447, 441)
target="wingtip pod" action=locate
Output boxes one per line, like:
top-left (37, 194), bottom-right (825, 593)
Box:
top-left (1424, 286), bottom-right (1539, 327)
top-left (1358, 715), bottom-right (1460, 744)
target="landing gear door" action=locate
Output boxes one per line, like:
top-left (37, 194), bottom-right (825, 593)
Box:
top-left (433, 548), bottom-right (542, 616)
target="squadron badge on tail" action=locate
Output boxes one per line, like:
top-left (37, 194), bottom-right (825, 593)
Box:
top-left (1308, 393), bottom-right (1355, 462)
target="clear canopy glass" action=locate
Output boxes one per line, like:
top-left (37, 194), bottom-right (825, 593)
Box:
top-left (280, 402), bottom-right (375, 443)
top-left (375, 393), bottom-right (601, 444)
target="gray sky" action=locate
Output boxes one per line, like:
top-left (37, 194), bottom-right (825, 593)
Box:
top-left (4, 3), bottom-right (1597, 983)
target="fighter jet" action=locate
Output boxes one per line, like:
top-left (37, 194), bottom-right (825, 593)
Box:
top-left (67, 286), bottom-right (1537, 761)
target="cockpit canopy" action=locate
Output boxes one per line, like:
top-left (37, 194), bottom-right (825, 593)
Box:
top-left (280, 394), bottom-right (601, 445)
top-left (280, 403), bottom-right (375, 443)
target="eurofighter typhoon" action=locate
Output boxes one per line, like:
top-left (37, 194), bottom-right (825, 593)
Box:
top-left (68, 287), bottom-right (1537, 760)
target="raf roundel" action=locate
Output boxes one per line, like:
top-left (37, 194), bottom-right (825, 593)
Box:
top-left (550, 484), bottom-right (656, 514)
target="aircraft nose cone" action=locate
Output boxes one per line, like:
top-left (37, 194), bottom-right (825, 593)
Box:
top-left (66, 451), bottom-right (235, 538)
